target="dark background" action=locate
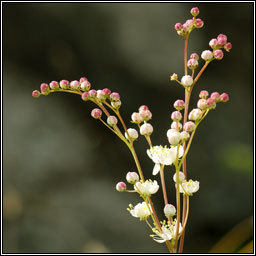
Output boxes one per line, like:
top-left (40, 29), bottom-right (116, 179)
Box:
top-left (3, 2), bottom-right (254, 253)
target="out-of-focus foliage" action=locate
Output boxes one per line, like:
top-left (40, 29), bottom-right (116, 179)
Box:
top-left (3, 2), bottom-right (253, 253)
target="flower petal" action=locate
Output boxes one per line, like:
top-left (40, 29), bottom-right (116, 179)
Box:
top-left (153, 163), bottom-right (161, 175)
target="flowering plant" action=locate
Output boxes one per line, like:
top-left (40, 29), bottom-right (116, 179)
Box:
top-left (32, 7), bottom-right (231, 253)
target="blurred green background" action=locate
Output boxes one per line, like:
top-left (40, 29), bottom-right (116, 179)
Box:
top-left (3, 2), bottom-right (253, 253)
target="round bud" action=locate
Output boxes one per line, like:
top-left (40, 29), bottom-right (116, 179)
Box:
top-left (190, 7), bottom-right (199, 16)
top-left (195, 18), bottom-right (204, 28)
top-left (32, 90), bottom-right (40, 98)
top-left (80, 80), bottom-right (91, 91)
top-left (190, 53), bottom-right (199, 60)
top-left (164, 204), bottom-right (176, 217)
top-left (201, 50), bottom-right (213, 61)
top-left (81, 92), bottom-right (89, 101)
top-left (199, 90), bottom-right (209, 99)
top-left (220, 93), bottom-right (229, 102)
top-left (187, 58), bottom-right (198, 70)
top-left (126, 172), bottom-right (140, 184)
top-left (209, 38), bottom-right (218, 49)
top-left (217, 34), bottom-right (227, 46)
top-left (224, 42), bottom-right (232, 52)
top-left (49, 81), bottom-right (59, 90)
top-left (213, 49), bottom-right (224, 60)
top-left (97, 90), bottom-right (108, 102)
top-left (174, 23), bottom-right (183, 31)
top-left (116, 182), bottom-right (126, 192)
top-left (171, 121), bottom-right (182, 131)
top-left (139, 105), bottom-right (149, 112)
top-left (111, 100), bottom-right (122, 109)
top-left (110, 92), bottom-right (120, 102)
top-left (188, 108), bottom-right (202, 121)
top-left (183, 121), bottom-right (196, 133)
top-left (170, 73), bottom-right (178, 81)
top-left (140, 110), bottom-right (152, 121)
top-left (183, 19), bottom-right (193, 32)
top-left (181, 75), bottom-right (193, 87)
top-left (79, 77), bottom-right (88, 83)
top-left (140, 123), bottom-right (153, 136)
top-left (40, 83), bottom-right (50, 95)
top-left (102, 88), bottom-right (111, 96)
top-left (210, 92), bottom-right (221, 102)
top-left (197, 98), bottom-right (208, 110)
top-left (59, 80), bottom-right (70, 89)
top-left (171, 111), bottom-right (182, 121)
top-left (70, 80), bottom-right (80, 90)
top-left (206, 98), bottom-right (216, 109)
top-left (91, 108), bottom-right (102, 119)
top-left (173, 99), bottom-right (185, 111)
top-left (180, 131), bottom-right (190, 142)
top-left (107, 116), bottom-right (118, 126)
top-left (167, 129), bottom-right (181, 145)
top-left (88, 89), bottom-right (97, 98)
top-left (125, 128), bottom-right (139, 141)
top-left (173, 172), bottom-right (185, 183)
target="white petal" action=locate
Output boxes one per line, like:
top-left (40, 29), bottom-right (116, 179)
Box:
top-left (152, 236), bottom-right (167, 243)
top-left (153, 163), bottom-right (161, 175)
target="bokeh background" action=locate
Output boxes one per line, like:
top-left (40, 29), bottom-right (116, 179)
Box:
top-left (3, 2), bottom-right (254, 254)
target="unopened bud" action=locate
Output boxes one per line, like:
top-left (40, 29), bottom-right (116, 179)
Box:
top-left (167, 129), bottom-right (181, 145)
top-left (97, 90), bottom-right (108, 102)
top-left (201, 50), bottom-right (213, 61)
top-left (183, 121), bottom-right (196, 133)
top-left (190, 7), bottom-right (199, 17)
top-left (126, 172), bottom-right (140, 184)
top-left (110, 92), bottom-right (120, 102)
top-left (107, 116), bottom-right (118, 126)
top-left (70, 80), bottom-right (80, 90)
top-left (217, 34), bottom-right (227, 46)
top-left (102, 88), bottom-right (111, 96)
top-left (140, 110), bottom-right (152, 121)
top-left (111, 100), bottom-right (122, 109)
top-left (180, 131), bottom-right (190, 142)
top-left (173, 172), bottom-right (185, 183)
top-left (79, 77), bottom-right (88, 83)
top-left (88, 89), bottom-right (97, 98)
top-left (49, 81), bottom-right (59, 90)
top-left (40, 83), bottom-right (50, 95)
top-left (32, 90), bottom-right (40, 98)
top-left (131, 112), bottom-right (143, 124)
top-left (183, 19), bottom-right (193, 32)
top-left (197, 98), bottom-right (208, 110)
top-left (59, 80), bottom-right (70, 89)
top-left (224, 42), bottom-right (232, 52)
top-left (199, 90), bottom-right (209, 99)
top-left (164, 204), bottom-right (176, 217)
top-left (139, 105), bottom-right (149, 112)
top-left (174, 23), bottom-right (183, 31)
top-left (220, 93), bottom-right (229, 102)
top-left (190, 53), bottom-right (199, 60)
top-left (181, 75), bottom-right (193, 87)
top-left (195, 18), bottom-right (204, 28)
top-left (173, 99), bottom-right (185, 111)
top-left (187, 58), bottom-right (198, 70)
top-left (188, 108), bottom-right (202, 121)
top-left (171, 121), bottom-right (182, 131)
top-left (213, 49), bottom-right (224, 60)
top-left (209, 38), bottom-right (218, 49)
top-left (206, 98), bottom-right (216, 109)
top-left (81, 92), bottom-right (89, 101)
top-left (171, 111), bottom-right (182, 121)
top-left (125, 128), bottom-right (139, 141)
top-left (140, 123), bottom-right (153, 136)
top-left (210, 92), bottom-right (221, 102)
top-left (80, 80), bottom-right (91, 91)
top-left (116, 182), bottom-right (126, 192)
top-left (170, 73), bottom-right (178, 81)
top-left (91, 108), bottom-right (102, 119)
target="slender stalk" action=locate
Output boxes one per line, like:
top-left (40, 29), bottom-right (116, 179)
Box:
top-left (184, 37), bottom-right (188, 75)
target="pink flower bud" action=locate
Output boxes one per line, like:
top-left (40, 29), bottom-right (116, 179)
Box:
top-left (220, 93), bottom-right (229, 102)
top-left (140, 123), bottom-right (153, 136)
top-left (81, 92), bottom-right (89, 101)
top-left (116, 182), bottom-right (126, 192)
top-left (171, 121), bottom-right (182, 131)
top-left (183, 121), bottom-right (196, 133)
top-left (111, 100), bottom-right (122, 109)
top-left (210, 92), bottom-right (221, 102)
top-left (177, 30), bottom-right (186, 37)
top-left (80, 80), bottom-right (91, 91)
top-left (173, 99), bottom-right (185, 111)
top-left (102, 88), bottom-right (111, 96)
top-left (206, 98), bottom-right (216, 109)
top-left (173, 172), bottom-right (185, 183)
top-left (107, 115), bottom-right (118, 126)
top-left (91, 108), bottom-right (102, 119)
top-left (199, 90), bottom-right (209, 99)
top-left (190, 7), bottom-right (200, 16)
top-left (174, 23), bottom-right (183, 31)
top-left (164, 204), bottom-right (176, 217)
top-left (126, 172), bottom-right (139, 184)
top-left (209, 38), bottom-right (218, 49)
top-left (40, 83), bottom-right (50, 95)
top-left (110, 92), bottom-right (120, 102)
top-left (201, 50), bottom-right (213, 61)
top-left (217, 34), bottom-right (227, 46)
top-left (170, 73), bottom-right (178, 81)
top-left (79, 77), bottom-right (88, 83)
top-left (97, 90), bottom-right (108, 102)
top-left (197, 98), bottom-right (208, 110)
top-left (224, 42), bottom-right (232, 52)
top-left (181, 75), bottom-right (193, 87)
top-left (214, 49), bottom-right (224, 60)
top-left (180, 131), bottom-right (190, 142)
top-left (32, 90), bottom-right (40, 98)
top-left (183, 19), bottom-right (193, 31)
top-left (125, 128), bottom-right (139, 141)
top-left (49, 81), bottom-right (59, 90)
top-left (195, 18), bottom-right (204, 28)
top-left (167, 130), bottom-right (181, 145)
top-left (59, 80), bottom-right (70, 89)
top-left (189, 108), bottom-right (202, 121)
top-left (140, 110), bottom-right (152, 121)
top-left (131, 112), bottom-right (143, 124)
top-left (187, 58), bottom-right (199, 70)
top-left (171, 111), bottom-right (182, 121)
top-left (190, 53), bottom-right (199, 60)
top-left (139, 105), bottom-right (149, 112)
top-left (88, 89), bottom-right (97, 98)
top-left (70, 80), bottom-right (80, 90)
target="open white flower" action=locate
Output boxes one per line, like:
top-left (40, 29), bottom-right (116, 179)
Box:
top-left (147, 145), bottom-right (184, 175)
top-left (135, 180), bottom-right (159, 196)
top-left (129, 202), bottom-right (151, 220)
top-left (179, 179), bottom-right (200, 196)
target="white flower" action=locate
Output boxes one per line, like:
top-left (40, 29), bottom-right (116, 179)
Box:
top-left (147, 145), bottom-right (184, 175)
top-left (179, 179), bottom-right (200, 195)
top-left (125, 128), bottom-right (138, 140)
top-left (135, 180), bottom-right (159, 196)
top-left (130, 202), bottom-right (151, 220)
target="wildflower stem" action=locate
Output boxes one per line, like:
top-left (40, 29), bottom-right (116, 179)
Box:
top-left (191, 61), bottom-right (210, 90)
top-left (184, 37), bottom-right (188, 75)
top-left (179, 196), bottom-right (190, 238)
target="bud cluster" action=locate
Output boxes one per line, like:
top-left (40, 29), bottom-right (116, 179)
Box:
top-left (174, 7), bottom-right (204, 37)
top-left (131, 105), bottom-right (152, 124)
